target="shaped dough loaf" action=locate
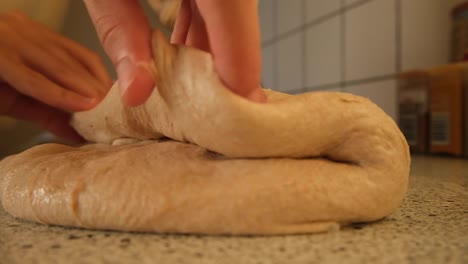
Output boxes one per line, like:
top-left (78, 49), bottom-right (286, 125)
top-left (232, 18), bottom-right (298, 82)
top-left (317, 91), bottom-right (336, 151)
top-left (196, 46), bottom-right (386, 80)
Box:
top-left (0, 31), bottom-right (410, 235)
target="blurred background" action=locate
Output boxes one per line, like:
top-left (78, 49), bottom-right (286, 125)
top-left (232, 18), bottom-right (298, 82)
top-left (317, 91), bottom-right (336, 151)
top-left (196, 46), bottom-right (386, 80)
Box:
top-left (259, 0), bottom-right (465, 117)
top-left (0, 0), bottom-right (467, 158)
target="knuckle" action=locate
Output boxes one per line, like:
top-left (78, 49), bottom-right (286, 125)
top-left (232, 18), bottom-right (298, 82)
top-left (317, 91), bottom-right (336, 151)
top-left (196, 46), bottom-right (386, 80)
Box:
top-left (94, 15), bottom-right (124, 58)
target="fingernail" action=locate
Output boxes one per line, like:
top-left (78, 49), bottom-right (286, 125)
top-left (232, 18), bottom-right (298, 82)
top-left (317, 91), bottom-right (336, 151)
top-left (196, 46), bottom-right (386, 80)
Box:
top-left (121, 67), bottom-right (155, 107)
top-left (137, 61), bottom-right (158, 84)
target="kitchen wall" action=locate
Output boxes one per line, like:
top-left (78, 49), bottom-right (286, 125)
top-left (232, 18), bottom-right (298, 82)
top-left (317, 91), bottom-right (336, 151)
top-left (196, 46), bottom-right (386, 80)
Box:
top-left (259, 0), bottom-right (466, 120)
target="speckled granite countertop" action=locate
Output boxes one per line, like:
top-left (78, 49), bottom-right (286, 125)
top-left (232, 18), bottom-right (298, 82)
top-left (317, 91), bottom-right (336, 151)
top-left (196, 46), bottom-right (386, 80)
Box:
top-left (0, 155), bottom-right (467, 264)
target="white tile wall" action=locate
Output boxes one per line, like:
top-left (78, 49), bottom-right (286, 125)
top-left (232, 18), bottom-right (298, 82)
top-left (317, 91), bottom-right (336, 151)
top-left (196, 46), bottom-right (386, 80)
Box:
top-left (345, 79), bottom-right (397, 119)
top-left (305, 0), bottom-right (341, 23)
top-left (401, 0), bottom-right (450, 70)
top-left (276, 0), bottom-right (303, 36)
top-left (259, 0), bottom-right (454, 120)
top-left (345, 0), bottom-right (396, 81)
top-left (323, 87), bottom-right (343, 92)
top-left (261, 45), bottom-right (275, 89)
top-left (259, 0), bottom-right (275, 42)
top-left (305, 17), bottom-right (341, 87)
top-left (277, 34), bottom-right (303, 92)
top-left (343, 0), bottom-right (366, 7)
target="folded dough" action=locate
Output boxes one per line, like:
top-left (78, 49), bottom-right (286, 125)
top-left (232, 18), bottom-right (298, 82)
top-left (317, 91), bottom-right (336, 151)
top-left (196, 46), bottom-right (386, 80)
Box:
top-left (0, 31), bottom-right (410, 235)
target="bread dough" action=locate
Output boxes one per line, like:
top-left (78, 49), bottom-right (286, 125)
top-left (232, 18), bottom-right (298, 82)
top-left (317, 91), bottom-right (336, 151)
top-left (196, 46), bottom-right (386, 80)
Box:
top-left (0, 31), bottom-right (410, 235)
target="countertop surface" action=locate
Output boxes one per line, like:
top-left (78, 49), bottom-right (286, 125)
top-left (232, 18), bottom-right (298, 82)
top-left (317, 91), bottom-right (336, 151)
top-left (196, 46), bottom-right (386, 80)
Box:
top-left (0, 155), bottom-right (467, 264)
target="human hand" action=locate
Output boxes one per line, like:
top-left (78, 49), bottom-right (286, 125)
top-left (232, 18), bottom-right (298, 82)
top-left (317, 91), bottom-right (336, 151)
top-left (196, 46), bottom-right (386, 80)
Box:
top-left (172, 0), bottom-right (266, 102)
top-left (0, 12), bottom-right (112, 141)
top-left (84, 0), bottom-right (266, 107)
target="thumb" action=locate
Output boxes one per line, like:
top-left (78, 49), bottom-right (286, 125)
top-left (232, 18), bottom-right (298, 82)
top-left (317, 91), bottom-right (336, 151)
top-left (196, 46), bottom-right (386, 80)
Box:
top-left (84, 0), bottom-right (154, 106)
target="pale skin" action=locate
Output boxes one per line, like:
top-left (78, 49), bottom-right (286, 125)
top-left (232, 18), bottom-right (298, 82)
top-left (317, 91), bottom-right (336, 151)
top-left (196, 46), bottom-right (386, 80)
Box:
top-left (84, 0), bottom-right (266, 105)
top-left (1, 1), bottom-right (265, 141)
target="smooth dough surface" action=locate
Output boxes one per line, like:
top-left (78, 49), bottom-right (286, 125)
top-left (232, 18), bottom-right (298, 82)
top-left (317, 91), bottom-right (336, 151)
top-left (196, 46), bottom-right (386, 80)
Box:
top-left (0, 31), bottom-right (410, 235)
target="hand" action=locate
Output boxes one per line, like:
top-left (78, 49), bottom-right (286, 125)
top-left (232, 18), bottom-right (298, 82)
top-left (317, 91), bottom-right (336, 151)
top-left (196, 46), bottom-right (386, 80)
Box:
top-left (172, 0), bottom-right (266, 102)
top-left (84, 0), bottom-right (266, 107)
top-left (0, 11), bottom-right (112, 141)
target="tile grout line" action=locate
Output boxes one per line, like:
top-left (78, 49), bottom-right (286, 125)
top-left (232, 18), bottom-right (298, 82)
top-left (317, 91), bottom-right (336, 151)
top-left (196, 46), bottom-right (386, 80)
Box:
top-left (344, 0), bottom-right (374, 12)
top-left (304, 73), bottom-right (397, 92)
top-left (395, 0), bottom-right (402, 74)
top-left (272, 0), bottom-right (278, 90)
top-left (340, 0), bottom-right (346, 92)
top-left (342, 0), bottom-right (378, 89)
top-left (305, 82), bottom-right (343, 91)
top-left (261, 0), bottom-right (373, 48)
top-left (343, 73), bottom-right (397, 86)
top-left (395, 0), bottom-right (402, 118)
top-left (262, 10), bottom-right (340, 48)
top-left (267, 0), bottom-right (388, 94)
top-left (301, 0), bottom-right (307, 93)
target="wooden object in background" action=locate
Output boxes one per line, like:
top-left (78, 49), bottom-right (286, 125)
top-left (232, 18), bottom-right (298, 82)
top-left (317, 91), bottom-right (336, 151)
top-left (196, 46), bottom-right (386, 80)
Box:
top-left (452, 2), bottom-right (468, 62)
top-left (465, 66), bottom-right (468, 157)
top-left (429, 63), bottom-right (465, 156)
top-left (399, 63), bottom-right (467, 157)
top-left (398, 71), bottom-right (430, 153)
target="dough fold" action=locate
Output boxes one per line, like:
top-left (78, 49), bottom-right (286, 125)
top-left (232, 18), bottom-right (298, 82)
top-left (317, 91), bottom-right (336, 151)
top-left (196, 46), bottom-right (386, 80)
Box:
top-left (0, 31), bottom-right (410, 235)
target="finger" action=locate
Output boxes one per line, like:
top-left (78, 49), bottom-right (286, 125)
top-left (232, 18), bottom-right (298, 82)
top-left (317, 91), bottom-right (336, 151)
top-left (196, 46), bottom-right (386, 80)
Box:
top-left (0, 56), bottom-right (98, 112)
top-left (55, 45), bottom-right (111, 97)
top-left (116, 58), bottom-right (154, 107)
top-left (22, 43), bottom-right (105, 99)
top-left (185, 0), bottom-right (210, 52)
top-left (171, 0), bottom-right (191, 44)
top-left (194, 0), bottom-right (266, 102)
top-left (0, 85), bottom-right (84, 142)
top-left (0, 11), bottom-right (111, 98)
top-left (55, 35), bottom-right (113, 91)
top-left (84, 0), bottom-right (154, 106)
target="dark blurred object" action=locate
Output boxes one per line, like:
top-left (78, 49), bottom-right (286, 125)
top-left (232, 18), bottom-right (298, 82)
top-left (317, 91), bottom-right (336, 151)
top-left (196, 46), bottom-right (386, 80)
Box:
top-left (429, 63), bottom-right (465, 156)
top-left (0, 119), bottom-right (42, 158)
top-left (398, 71), bottom-right (430, 153)
top-left (399, 63), bottom-right (468, 157)
top-left (465, 65), bottom-right (468, 157)
top-left (0, 119), bottom-right (73, 159)
top-left (452, 1), bottom-right (468, 62)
